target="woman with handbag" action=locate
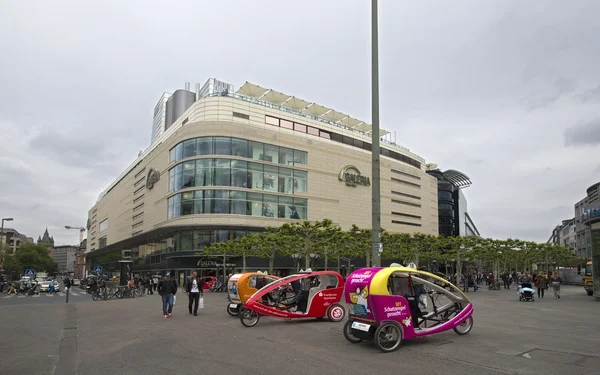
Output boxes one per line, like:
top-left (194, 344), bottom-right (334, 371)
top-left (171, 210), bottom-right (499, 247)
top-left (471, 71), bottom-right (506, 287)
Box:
top-left (550, 272), bottom-right (562, 298)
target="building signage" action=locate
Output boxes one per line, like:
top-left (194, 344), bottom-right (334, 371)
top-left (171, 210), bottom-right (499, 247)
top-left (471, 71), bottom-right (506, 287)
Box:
top-left (583, 208), bottom-right (600, 221)
top-left (339, 165), bottom-right (370, 187)
top-left (146, 168), bottom-right (160, 189)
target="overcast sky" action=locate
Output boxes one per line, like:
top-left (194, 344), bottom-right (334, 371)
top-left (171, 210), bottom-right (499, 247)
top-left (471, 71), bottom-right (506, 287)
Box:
top-left (1, 0), bottom-right (599, 245)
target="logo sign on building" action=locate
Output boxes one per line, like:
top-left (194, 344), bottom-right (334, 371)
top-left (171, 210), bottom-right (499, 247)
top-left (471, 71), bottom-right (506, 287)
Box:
top-left (146, 168), bottom-right (161, 189)
top-left (339, 165), bottom-right (370, 187)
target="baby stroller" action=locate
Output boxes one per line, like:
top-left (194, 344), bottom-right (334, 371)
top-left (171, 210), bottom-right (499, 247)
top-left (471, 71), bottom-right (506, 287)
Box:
top-left (518, 282), bottom-right (534, 302)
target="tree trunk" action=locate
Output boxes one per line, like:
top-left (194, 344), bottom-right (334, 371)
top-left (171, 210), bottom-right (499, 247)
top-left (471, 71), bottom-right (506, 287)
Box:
top-left (324, 249), bottom-right (328, 271)
top-left (337, 256), bottom-right (340, 273)
top-left (305, 242), bottom-right (310, 269)
top-left (415, 249), bottom-right (420, 268)
top-left (366, 250), bottom-right (371, 268)
top-left (268, 255), bottom-right (274, 275)
top-left (242, 253), bottom-right (247, 272)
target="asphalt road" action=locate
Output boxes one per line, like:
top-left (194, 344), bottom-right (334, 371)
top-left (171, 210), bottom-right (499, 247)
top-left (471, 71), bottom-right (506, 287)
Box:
top-left (0, 284), bottom-right (598, 375)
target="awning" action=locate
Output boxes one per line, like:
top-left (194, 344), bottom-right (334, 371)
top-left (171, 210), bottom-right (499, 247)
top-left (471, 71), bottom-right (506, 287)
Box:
top-left (236, 82), bottom-right (269, 98)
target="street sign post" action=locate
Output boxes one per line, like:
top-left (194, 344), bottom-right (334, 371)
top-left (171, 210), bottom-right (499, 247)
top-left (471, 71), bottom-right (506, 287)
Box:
top-left (94, 265), bottom-right (103, 273)
top-left (25, 269), bottom-right (35, 277)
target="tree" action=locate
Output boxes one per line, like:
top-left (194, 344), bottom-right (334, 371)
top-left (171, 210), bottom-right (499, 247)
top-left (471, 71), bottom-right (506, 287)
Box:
top-left (8, 243), bottom-right (58, 276)
top-left (279, 219), bottom-right (336, 269)
top-left (252, 228), bottom-right (297, 274)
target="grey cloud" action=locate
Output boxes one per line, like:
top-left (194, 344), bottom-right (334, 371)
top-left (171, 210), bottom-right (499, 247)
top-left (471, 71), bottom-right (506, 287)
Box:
top-left (524, 77), bottom-right (577, 111)
top-left (577, 84), bottom-right (600, 103)
top-left (564, 119), bottom-right (600, 147)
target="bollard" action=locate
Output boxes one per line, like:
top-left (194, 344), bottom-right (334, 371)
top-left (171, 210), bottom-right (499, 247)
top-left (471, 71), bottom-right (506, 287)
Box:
top-left (66, 287), bottom-right (69, 304)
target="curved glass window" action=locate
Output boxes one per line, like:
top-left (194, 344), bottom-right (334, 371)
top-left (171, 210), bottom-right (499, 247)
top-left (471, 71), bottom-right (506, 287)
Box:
top-left (170, 136), bottom-right (307, 166)
top-left (167, 190), bottom-right (307, 220)
top-left (168, 158), bottom-right (308, 194)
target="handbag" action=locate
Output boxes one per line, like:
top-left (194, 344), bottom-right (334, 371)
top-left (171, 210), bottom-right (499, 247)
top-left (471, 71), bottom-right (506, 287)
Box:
top-left (199, 296), bottom-right (204, 309)
top-left (173, 295), bottom-right (176, 304)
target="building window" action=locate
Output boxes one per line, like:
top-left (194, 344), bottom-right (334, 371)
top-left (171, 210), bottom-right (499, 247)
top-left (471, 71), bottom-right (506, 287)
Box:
top-left (233, 112), bottom-right (250, 120)
top-left (99, 219), bottom-right (108, 232)
top-left (265, 116), bottom-right (280, 126)
top-left (134, 186), bottom-right (145, 196)
top-left (294, 123), bottom-right (307, 133)
top-left (392, 211), bottom-right (421, 219)
top-left (391, 177), bottom-right (421, 188)
top-left (391, 199), bottom-right (421, 208)
top-left (132, 230), bottom-right (143, 236)
top-left (391, 191), bottom-right (421, 200)
top-left (391, 169), bottom-right (420, 180)
top-left (391, 220), bottom-right (421, 227)
top-left (133, 195), bottom-right (145, 204)
top-left (132, 221), bottom-right (143, 229)
top-left (169, 136), bottom-right (307, 166)
top-left (99, 236), bottom-right (107, 248)
top-left (280, 119), bottom-right (293, 129)
top-left (168, 158), bottom-right (308, 194)
top-left (307, 126), bottom-right (320, 136)
top-left (134, 167), bottom-right (146, 179)
top-left (133, 212), bottom-right (144, 221)
top-left (133, 203), bottom-right (144, 212)
top-left (167, 190), bottom-right (307, 220)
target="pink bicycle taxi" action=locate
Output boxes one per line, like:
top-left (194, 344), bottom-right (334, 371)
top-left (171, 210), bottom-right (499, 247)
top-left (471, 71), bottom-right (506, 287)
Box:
top-left (343, 266), bottom-right (474, 352)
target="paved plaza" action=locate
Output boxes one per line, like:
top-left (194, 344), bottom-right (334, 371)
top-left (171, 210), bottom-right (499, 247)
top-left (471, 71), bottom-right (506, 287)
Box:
top-left (0, 285), bottom-right (598, 375)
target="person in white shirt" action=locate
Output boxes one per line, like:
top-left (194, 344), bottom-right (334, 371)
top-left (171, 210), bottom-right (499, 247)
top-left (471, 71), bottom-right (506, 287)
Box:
top-left (185, 272), bottom-right (204, 316)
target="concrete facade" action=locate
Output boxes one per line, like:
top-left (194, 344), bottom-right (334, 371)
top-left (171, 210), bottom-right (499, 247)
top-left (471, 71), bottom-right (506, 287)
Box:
top-left (52, 245), bottom-right (77, 273)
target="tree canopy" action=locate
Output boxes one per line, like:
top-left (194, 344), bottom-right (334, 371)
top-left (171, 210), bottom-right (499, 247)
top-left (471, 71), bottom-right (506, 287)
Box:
top-left (3, 243), bottom-right (58, 276)
top-left (203, 220), bottom-right (580, 275)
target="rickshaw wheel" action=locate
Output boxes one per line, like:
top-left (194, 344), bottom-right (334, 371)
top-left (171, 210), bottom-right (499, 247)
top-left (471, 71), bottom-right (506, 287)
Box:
top-left (374, 323), bottom-right (402, 352)
top-left (343, 320), bottom-right (363, 343)
top-left (453, 316), bottom-right (473, 335)
top-left (240, 309), bottom-right (260, 327)
top-left (327, 303), bottom-right (345, 322)
top-left (227, 304), bottom-right (239, 316)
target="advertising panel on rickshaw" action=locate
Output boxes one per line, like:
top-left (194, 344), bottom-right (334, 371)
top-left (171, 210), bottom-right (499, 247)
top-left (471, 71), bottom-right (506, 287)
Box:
top-left (343, 266), bottom-right (474, 353)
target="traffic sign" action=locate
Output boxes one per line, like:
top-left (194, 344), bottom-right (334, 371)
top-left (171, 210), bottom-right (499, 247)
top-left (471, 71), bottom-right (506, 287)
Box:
top-left (25, 269), bottom-right (35, 277)
top-left (94, 265), bottom-right (103, 273)
top-left (378, 243), bottom-right (383, 254)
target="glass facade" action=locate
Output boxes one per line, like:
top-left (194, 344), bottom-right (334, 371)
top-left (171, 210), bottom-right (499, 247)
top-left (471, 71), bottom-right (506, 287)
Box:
top-left (168, 158), bottom-right (308, 194)
top-left (167, 190), bottom-right (307, 220)
top-left (169, 136), bottom-right (308, 166)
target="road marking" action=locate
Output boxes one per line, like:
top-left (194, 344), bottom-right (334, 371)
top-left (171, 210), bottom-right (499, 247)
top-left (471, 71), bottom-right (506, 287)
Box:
top-left (70, 292), bottom-right (79, 296)
top-left (32, 294), bottom-right (40, 298)
top-left (58, 292), bottom-right (65, 296)
top-left (17, 296), bottom-right (25, 298)
top-left (46, 293), bottom-right (53, 296)
top-left (2, 295), bottom-right (13, 299)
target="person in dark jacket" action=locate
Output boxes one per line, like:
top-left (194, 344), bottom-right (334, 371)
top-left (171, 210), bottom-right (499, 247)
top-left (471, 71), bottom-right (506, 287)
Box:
top-left (158, 273), bottom-right (178, 319)
top-left (184, 272), bottom-right (204, 316)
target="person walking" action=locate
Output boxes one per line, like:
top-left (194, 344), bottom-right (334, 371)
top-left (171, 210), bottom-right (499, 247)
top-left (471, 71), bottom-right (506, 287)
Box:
top-left (158, 273), bottom-right (178, 319)
top-left (535, 273), bottom-right (546, 298)
top-left (185, 272), bottom-right (205, 316)
top-left (550, 272), bottom-right (562, 298)
top-left (64, 277), bottom-right (71, 294)
top-left (49, 279), bottom-right (55, 294)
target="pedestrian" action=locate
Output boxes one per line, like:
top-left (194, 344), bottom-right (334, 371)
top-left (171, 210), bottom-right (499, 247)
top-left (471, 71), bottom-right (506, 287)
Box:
top-left (49, 279), bottom-right (55, 294)
top-left (535, 273), bottom-right (546, 298)
top-left (550, 272), bottom-right (562, 298)
top-left (158, 272), bottom-right (178, 319)
top-left (185, 272), bottom-right (204, 316)
top-left (64, 277), bottom-right (72, 293)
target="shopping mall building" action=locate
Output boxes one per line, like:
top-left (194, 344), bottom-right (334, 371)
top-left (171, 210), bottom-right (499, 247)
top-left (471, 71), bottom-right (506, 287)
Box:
top-left (85, 78), bottom-right (439, 281)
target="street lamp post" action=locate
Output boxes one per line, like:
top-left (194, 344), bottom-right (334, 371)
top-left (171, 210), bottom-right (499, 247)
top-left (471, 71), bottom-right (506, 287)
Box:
top-left (370, 0), bottom-right (382, 268)
top-left (1, 217), bottom-right (14, 268)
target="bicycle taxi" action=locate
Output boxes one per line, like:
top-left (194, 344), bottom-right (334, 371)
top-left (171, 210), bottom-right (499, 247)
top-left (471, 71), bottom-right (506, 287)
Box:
top-left (239, 270), bottom-right (346, 327)
top-left (343, 266), bottom-right (474, 352)
top-left (226, 272), bottom-right (279, 316)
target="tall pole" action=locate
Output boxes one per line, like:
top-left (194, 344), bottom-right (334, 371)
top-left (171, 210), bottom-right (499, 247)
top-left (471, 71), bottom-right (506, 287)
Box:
top-left (0, 220), bottom-right (4, 268)
top-left (370, 0), bottom-right (381, 267)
